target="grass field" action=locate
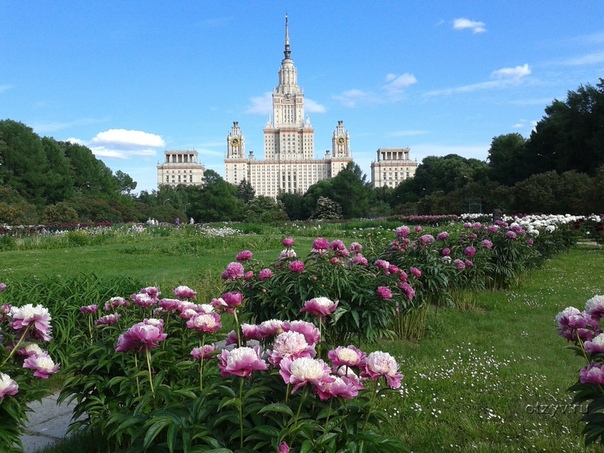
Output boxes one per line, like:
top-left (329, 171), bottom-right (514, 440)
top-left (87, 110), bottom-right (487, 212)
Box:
top-left (3, 232), bottom-right (603, 452)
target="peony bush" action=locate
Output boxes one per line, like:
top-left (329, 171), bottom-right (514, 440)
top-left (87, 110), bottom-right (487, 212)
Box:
top-left (557, 295), bottom-right (604, 446)
top-left (59, 280), bottom-right (407, 452)
top-left (0, 283), bottom-right (60, 450)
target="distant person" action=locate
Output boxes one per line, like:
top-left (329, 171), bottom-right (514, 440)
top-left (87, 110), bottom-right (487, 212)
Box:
top-left (174, 217), bottom-right (180, 226)
top-left (189, 217), bottom-right (195, 225)
top-left (493, 208), bottom-right (503, 224)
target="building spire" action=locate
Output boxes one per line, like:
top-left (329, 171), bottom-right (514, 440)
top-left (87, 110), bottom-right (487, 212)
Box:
top-left (283, 14), bottom-right (291, 59)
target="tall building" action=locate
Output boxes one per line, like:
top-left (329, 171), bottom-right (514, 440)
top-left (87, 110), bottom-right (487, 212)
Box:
top-left (225, 16), bottom-right (353, 198)
top-left (157, 150), bottom-right (205, 188)
top-left (370, 148), bottom-right (418, 188)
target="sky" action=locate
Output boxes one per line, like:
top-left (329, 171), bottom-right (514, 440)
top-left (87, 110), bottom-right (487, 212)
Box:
top-left (1, 1), bottom-right (603, 194)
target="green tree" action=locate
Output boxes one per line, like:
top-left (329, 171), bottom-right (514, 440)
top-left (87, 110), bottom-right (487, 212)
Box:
top-left (115, 170), bottom-right (137, 195)
top-left (487, 133), bottom-right (527, 186)
top-left (191, 170), bottom-right (244, 222)
top-left (524, 79), bottom-right (604, 178)
top-left (311, 196), bottom-right (342, 220)
top-left (237, 179), bottom-right (255, 203)
top-left (245, 196), bottom-right (288, 223)
top-left (329, 163), bottom-right (371, 219)
top-left (277, 192), bottom-right (309, 220)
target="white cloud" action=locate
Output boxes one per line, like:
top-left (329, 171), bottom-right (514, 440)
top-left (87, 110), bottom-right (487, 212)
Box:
top-left (68, 129), bottom-right (167, 160)
top-left (333, 89), bottom-right (374, 108)
top-left (426, 64), bottom-right (531, 96)
top-left (453, 18), bottom-right (486, 34)
top-left (383, 73), bottom-right (418, 95)
top-left (0, 84), bottom-right (13, 93)
top-left (305, 98), bottom-right (326, 113)
top-left (561, 51), bottom-right (604, 66)
top-left (491, 64), bottom-right (531, 80)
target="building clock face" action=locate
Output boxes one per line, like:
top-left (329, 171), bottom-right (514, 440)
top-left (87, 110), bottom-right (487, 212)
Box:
top-left (285, 94), bottom-right (291, 100)
top-left (230, 137), bottom-right (240, 147)
top-left (337, 135), bottom-right (345, 145)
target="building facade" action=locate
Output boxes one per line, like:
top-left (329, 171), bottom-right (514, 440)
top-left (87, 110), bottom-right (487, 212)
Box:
top-left (157, 150), bottom-right (205, 188)
top-left (370, 148), bottom-right (418, 188)
top-left (224, 16), bottom-right (353, 198)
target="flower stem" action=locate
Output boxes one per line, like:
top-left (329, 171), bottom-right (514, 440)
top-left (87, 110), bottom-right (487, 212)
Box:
top-left (238, 377), bottom-right (244, 449)
top-left (199, 337), bottom-right (205, 392)
top-left (145, 349), bottom-right (155, 397)
top-left (361, 381), bottom-right (379, 431)
top-left (134, 354), bottom-right (141, 398)
top-left (1, 324), bottom-right (31, 367)
top-left (233, 309), bottom-right (242, 347)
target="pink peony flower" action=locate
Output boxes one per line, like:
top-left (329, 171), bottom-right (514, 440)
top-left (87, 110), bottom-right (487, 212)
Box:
top-left (349, 242), bottom-right (362, 253)
top-left (289, 260), bottom-right (305, 273)
top-left (23, 353), bottom-right (60, 379)
top-left (0, 282), bottom-right (6, 292)
top-left (453, 259), bottom-right (466, 270)
top-left (244, 271), bottom-right (254, 280)
top-left (279, 249), bottom-right (297, 260)
top-left (361, 351), bottom-right (403, 389)
top-left (351, 254), bottom-right (368, 266)
top-left (279, 357), bottom-right (334, 393)
top-left (221, 291), bottom-right (244, 309)
top-left (278, 442), bottom-right (290, 453)
top-left (130, 292), bottom-right (157, 308)
top-left (328, 345), bottom-right (366, 368)
top-left (282, 320), bottom-right (320, 345)
top-left (441, 248), bottom-right (451, 256)
top-left (586, 295), bottom-right (604, 319)
top-left (436, 231), bottom-right (449, 241)
top-left (104, 296), bottom-right (129, 310)
top-left (115, 319), bottom-right (167, 352)
top-left (410, 267), bottom-right (422, 278)
top-left (191, 344), bottom-right (218, 360)
top-left (282, 237), bottom-right (295, 247)
top-left (141, 286), bottom-right (160, 298)
top-left (0, 372), bottom-right (19, 397)
top-left (581, 362), bottom-right (604, 385)
top-left (241, 323), bottom-right (262, 341)
top-left (506, 231), bottom-right (517, 239)
top-left (186, 312), bottom-right (222, 333)
top-left (414, 226), bottom-right (423, 233)
top-left (376, 286), bottom-right (393, 300)
top-left (418, 235), bottom-right (435, 246)
top-left (258, 268), bottom-right (273, 281)
top-left (159, 298), bottom-right (182, 311)
top-left (374, 259), bottom-right (390, 270)
top-left (398, 282), bottom-right (415, 300)
top-left (17, 343), bottom-right (45, 358)
top-left (95, 313), bottom-right (121, 326)
top-left (481, 239), bottom-right (493, 249)
top-left (396, 226), bottom-right (411, 238)
top-left (312, 237), bottom-right (330, 250)
top-left (224, 330), bottom-right (240, 346)
top-left (222, 262), bottom-right (245, 280)
top-left (257, 319), bottom-right (284, 338)
top-left (464, 259), bottom-right (474, 268)
top-left (330, 239), bottom-right (346, 251)
top-left (556, 307), bottom-right (601, 342)
top-left (10, 304), bottom-right (53, 342)
top-left (300, 297), bottom-right (338, 319)
top-left (269, 330), bottom-right (316, 366)
top-left (173, 285), bottom-right (197, 299)
top-left (464, 246), bottom-right (476, 257)
top-left (80, 304), bottom-right (98, 314)
top-left (218, 346), bottom-right (268, 377)
top-left (585, 334), bottom-right (604, 355)
top-left (236, 250), bottom-right (253, 262)
top-left (316, 375), bottom-right (360, 400)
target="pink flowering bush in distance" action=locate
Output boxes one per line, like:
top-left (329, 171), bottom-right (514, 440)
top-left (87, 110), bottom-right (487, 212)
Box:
top-left (223, 237), bottom-right (417, 346)
top-left (557, 294), bottom-right (604, 446)
top-left (59, 276), bottom-right (407, 453)
top-left (0, 284), bottom-right (59, 449)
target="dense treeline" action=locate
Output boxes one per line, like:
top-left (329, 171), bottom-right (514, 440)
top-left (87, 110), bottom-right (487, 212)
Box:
top-left (1, 78), bottom-right (603, 225)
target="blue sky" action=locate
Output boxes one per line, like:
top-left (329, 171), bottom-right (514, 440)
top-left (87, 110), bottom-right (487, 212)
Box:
top-left (1, 1), bottom-right (603, 193)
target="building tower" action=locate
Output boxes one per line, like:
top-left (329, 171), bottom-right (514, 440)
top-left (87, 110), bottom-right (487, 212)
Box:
top-left (157, 150), bottom-right (205, 187)
top-left (224, 15), bottom-right (353, 198)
